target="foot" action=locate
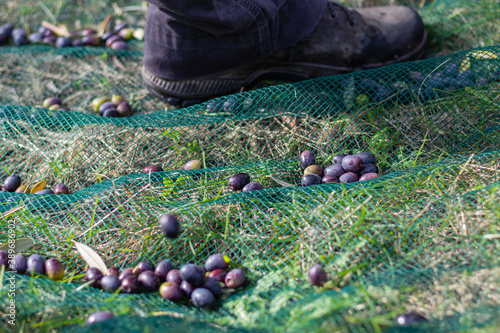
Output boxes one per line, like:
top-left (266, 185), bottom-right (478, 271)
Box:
top-left (142, 2), bottom-right (427, 106)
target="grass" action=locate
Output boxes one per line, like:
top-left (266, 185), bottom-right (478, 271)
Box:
top-left (1, 0), bottom-right (500, 332)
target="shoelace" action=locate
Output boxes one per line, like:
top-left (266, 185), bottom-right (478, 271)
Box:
top-left (328, 1), bottom-right (355, 26)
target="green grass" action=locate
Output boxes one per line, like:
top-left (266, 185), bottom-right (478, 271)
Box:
top-left (1, 0), bottom-right (500, 332)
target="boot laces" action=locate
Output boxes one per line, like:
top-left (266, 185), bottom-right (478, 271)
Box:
top-left (328, 2), bottom-right (355, 26)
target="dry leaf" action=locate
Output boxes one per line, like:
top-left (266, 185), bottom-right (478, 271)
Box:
top-left (41, 21), bottom-right (70, 37)
top-left (30, 180), bottom-right (47, 194)
top-left (73, 241), bottom-right (108, 275)
top-left (0, 238), bottom-right (34, 254)
top-left (97, 14), bottom-right (114, 36)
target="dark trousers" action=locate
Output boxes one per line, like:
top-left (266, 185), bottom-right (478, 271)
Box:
top-left (144, 0), bottom-right (326, 80)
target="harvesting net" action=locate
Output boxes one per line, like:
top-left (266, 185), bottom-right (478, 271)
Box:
top-left (1, 0), bottom-right (500, 332)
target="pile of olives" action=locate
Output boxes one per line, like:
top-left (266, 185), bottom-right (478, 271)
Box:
top-left (91, 95), bottom-right (134, 117)
top-left (84, 253), bottom-right (246, 309)
top-left (300, 150), bottom-right (380, 187)
top-left (0, 22), bottom-right (137, 49)
top-left (1, 174), bottom-right (69, 194)
top-left (0, 250), bottom-right (65, 281)
top-left (143, 159), bottom-right (203, 173)
top-left (35, 96), bottom-right (68, 111)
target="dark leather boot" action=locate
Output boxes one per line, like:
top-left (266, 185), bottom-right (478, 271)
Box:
top-left (143, 2), bottom-right (427, 106)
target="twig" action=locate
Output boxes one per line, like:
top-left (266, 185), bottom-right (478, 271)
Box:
top-left (1, 205), bottom-right (25, 219)
top-left (484, 234), bottom-right (500, 240)
top-left (450, 153), bottom-right (475, 192)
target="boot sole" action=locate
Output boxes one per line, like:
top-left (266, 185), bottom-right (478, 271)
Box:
top-left (143, 30), bottom-right (427, 107)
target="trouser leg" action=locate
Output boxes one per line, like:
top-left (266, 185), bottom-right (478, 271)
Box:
top-left (144, 0), bottom-right (326, 80)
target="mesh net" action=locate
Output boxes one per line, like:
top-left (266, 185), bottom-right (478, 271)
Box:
top-left (1, 0), bottom-right (500, 332)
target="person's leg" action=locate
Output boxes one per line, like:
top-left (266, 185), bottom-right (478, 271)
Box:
top-left (143, 0), bottom-right (427, 106)
top-left (144, 0), bottom-right (326, 81)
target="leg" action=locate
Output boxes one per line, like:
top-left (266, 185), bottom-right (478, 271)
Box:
top-left (144, 0), bottom-right (326, 80)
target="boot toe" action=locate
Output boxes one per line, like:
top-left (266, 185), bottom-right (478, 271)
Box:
top-left (358, 6), bottom-right (426, 63)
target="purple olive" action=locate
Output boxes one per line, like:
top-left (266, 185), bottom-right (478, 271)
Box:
top-left (191, 288), bottom-right (215, 308)
top-left (224, 268), bottom-right (245, 288)
top-left (0, 33), bottom-right (8, 45)
top-left (359, 173), bottom-right (379, 181)
top-left (116, 102), bottom-right (133, 117)
top-left (323, 164), bottom-right (345, 178)
top-left (29, 32), bottom-right (43, 43)
top-left (143, 165), bottom-right (163, 173)
top-left (160, 282), bottom-right (184, 302)
top-left (86, 311), bottom-right (114, 326)
top-left (55, 36), bottom-right (72, 48)
top-left (396, 312), bottom-right (428, 326)
top-left (158, 214), bottom-right (180, 239)
top-left (180, 280), bottom-right (194, 297)
top-left (103, 109), bottom-right (120, 117)
top-left (3, 174), bottom-right (21, 192)
top-left (138, 271), bottom-right (160, 291)
top-left (110, 41), bottom-right (129, 50)
top-left (134, 261), bottom-right (155, 275)
top-left (98, 102), bottom-right (117, 116)
top-left (45, 258), bottom-right (64, 281)
top-left (0, 23), bottom-right (14, 37)
top-left (120, 275), bottom-right (139, 293)
top-left (355, 152), bottom-right (376, 164)
top-left (82, 35), bottom-right (101, 46)
top-left (359, 163), bottom-right (378, 175)
top-left (13, 254), bottom-right (27, 274)
top-left (332, 153), bottom-right (347, 165)
top-left (105, 35), bottom-right (122, 48)
top-left (202, 277), bottom-right (222, 298)
top-left (107, 267), bottom-right (119, 277)
top-left (228, 173), bottom-right (250, 191)
top-left (241, 182), bottom-right (264, 192)
top-left (53, 183), bottom-right (69, 194)
top-left (341, 155), bottom-right (363, 173)
top-left (308, 264), bottom-right (327, 286)
top-left (208, 269), bottom-right (227, 283)
top-left (166, 269), bottom-right (182, 285)
top-left (155, 259), bottom-right (173, 280)
top-left (301, 173), bottom-right (322, 187)
top-left (118, 267), bottom-right (136, 281)
top-left (27, 254), bottom-right (45, 276)
top-left (300, 150), bottom-right (316, 169)
top-left (81, 29), bottom-right (97, 36)
top-left (35, 189), bottom-right (54, 195)
top-left (72, 38), bottom-right (85, 47)
top-left (0, 251), bottom-right (8, 270)
top-left (321, 175), bottom-right (338, 184)
top-left (100, 275), bottom-right (121, 292)
top-left (113, 23), bottom-right (129, 33)
top-left (205, 254), bottom-right (229, 271)
top-left (338, 172), bottom-right (359, 183)
top-left (42, 35), bottom-right (57, 45)
top-left (85, 267), bottom-right (104, 288)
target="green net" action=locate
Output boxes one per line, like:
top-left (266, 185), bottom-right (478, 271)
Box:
top-left (1, 0), bottom-right (500, 332)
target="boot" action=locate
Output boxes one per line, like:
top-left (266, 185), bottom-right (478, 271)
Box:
top-left (142, 2), bottom-right (427, 106)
